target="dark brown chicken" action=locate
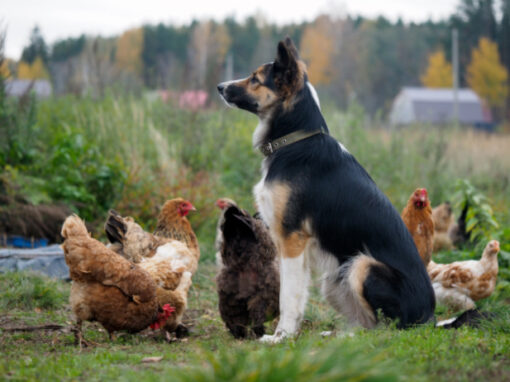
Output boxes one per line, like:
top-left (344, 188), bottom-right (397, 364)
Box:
top-left (216, 205), bottom-right (279, 339)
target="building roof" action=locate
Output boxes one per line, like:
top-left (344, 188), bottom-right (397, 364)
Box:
top-left (398, 87), bottom-right (481, 103)
top-left (390, 87), bottom-right (490, 125)
top-left (5, 79), bottom-right (52, 98)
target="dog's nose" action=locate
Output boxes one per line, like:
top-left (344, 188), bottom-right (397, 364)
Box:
top-left (217, 83), bottom-right (225, 93)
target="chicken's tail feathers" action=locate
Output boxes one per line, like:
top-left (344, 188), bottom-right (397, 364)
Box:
top-left (436, 308), bottom-right (495, 329)
top-left (221, 205), bottom-right (256, 242)
top-left (104, 209), bottom-right (127, 244)
top-left (61, 214), bottom-right (89, 239)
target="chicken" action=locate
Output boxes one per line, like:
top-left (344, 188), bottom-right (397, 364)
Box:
top-left (61, 215), bottom-right (177, 346)
top-left (216, 204), bottom-right (279, 339)
top-left (401, 188), bottom-right (435, 267)
top-left (427, 240), bottom-right (500, 311)
top-left (104, 207), bottom-right (195, 335)
top-left (104, 210), bottom-right (169, 262)
top-left (214, 198), bottom-right (238, 269)
top-left (153, 198), bottom-right (200, 270)
top-left (432, 202), bottom-right (455, 252)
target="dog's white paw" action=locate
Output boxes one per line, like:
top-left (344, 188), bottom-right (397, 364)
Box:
top-left (259, 329), bottom-right (288, 344)
top-left (260, 334), bottom-right (282, 344)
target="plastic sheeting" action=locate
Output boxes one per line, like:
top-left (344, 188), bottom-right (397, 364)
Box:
top-left (0, 245), bottom-right (69, 280)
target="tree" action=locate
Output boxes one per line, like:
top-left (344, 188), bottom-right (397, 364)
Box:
top-left (421, 50), bottom-right (453, 88)
top-left (21, 26), bottom-right (48, 64)
top-left (499, 0), bottom-right (510, 111)
top-left (116, 28), bottom-right (144, 77)
top-left (51, 35), bottom-right (86, 62)
top-left (187, 21), bottom-right (231, 91)
top-left (300, 16), bottom-right (335, 85)
top-left (0, 58), bottom-right (10, 78)
top-left (467, 37), bottom-right (508, 108)
top-left (17, 56), bottom-right (49, 79)
top-left (450, 0), bottom-right (497, 85)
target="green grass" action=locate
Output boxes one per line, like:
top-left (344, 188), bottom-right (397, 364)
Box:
top-left (1, 267), bottom-right (509, 381)
top-left (3, 96), bottom-right (510, 262)
top-left (1, 95), bottom-right (510, 380)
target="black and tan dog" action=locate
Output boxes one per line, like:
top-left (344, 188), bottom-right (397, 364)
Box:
top-left (217, 38), bottom-right (435, 343)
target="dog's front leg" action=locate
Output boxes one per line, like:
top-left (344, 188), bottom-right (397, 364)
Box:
top-left (261, 252), bottom-right (310, 344)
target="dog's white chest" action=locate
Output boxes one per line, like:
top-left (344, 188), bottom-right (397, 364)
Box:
top-left (253, 175), bottom-right (275, 229)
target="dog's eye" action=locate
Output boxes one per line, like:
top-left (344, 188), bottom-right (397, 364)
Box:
top-left (250, 76), bottom-right (260, 85)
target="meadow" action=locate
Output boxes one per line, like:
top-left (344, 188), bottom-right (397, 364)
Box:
top-left (1, 95), bottom-right (510, 381)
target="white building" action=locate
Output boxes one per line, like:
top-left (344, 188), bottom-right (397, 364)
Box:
top-left (389, 87), bottom-right (490, 126)
top-left (5, 79), bottom-right (52, 98)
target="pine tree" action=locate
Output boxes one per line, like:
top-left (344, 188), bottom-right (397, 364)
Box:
top-left (421, 50), bottom-right (453, 88)
top-left (20, 26), bottom-right (48, 64)
top-left (467, 38), bottom-right (508, 108)
top-left (499, 0), bottom-right (510, 112)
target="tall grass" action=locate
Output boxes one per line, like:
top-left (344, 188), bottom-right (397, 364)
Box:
top-left (3, 95), bottom-right (510, 260)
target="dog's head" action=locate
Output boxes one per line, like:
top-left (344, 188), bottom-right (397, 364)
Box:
top-left (217, 37), bottom-right (308, 118)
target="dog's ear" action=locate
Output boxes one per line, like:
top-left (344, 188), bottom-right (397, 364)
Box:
top-left (273, 37), bottom-right (300, 94)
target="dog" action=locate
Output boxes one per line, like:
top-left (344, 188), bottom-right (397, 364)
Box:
top-left (217, 37), bottom-right (435, 343)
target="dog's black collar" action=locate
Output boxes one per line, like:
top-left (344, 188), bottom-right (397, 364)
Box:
top-left (259, 127), bottom-right (326, 156)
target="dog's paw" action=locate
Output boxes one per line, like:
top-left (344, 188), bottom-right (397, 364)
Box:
top-left (259, 329), bottom-right (288, 344)
top-left (260, 334), bottom-right (282, 344)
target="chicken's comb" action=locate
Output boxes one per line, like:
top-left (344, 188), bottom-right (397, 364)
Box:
top-left (162, 304), bottom-right (176, 313)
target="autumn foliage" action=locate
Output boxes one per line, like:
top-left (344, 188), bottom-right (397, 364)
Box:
top-left (17, 57), bottom-right (49, 80)
top-left (467, 38), bottom-right (508, 108)
top-left (300, 16), bottom-right (335, 85)
top-left (421, 50), bottom-right (453, 88)
top-left (116, 28), bottom-right (144, 76)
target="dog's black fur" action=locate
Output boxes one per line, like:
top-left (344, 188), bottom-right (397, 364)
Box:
top-left (218, 38), bottom-right (435, 329)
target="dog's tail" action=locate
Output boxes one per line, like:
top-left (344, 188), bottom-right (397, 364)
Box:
top-left (435, 308), bottom-right (495, 329)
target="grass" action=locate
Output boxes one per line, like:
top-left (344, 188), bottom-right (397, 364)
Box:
top-left (1, 96), bottom-right (510, 380)
top-left (0, 266), bottom-right (509, 381)
top-left (3, 96), bottom-right (510, 260)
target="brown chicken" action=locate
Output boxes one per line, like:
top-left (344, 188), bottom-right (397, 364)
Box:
top-left (61, 215), bottom-right (178, 346)
top-left (153, 198), bottom-right (200, 268)
top-left (104, 205), bottom-right (195, 335)
top-left (432, 202), bottom-right (455, 252)
top-left (216, 204), bottom-right (279, 339)
top-left (428, 240), bottom-right (500, 311)
top-left (401, 188), bottom-right (435, 267)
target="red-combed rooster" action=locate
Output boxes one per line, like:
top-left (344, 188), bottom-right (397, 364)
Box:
top-left (401, 188), bottom-right (435, 267)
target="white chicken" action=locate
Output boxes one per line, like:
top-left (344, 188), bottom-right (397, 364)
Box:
top-left (428, 240), bottom-right (500, 311)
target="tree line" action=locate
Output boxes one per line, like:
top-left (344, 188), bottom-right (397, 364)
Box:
top-left (2, 0), bottom-right (509, 119)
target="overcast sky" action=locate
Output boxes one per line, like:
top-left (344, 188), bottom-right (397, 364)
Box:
top-left (2, 0), bottom-right (459, 59)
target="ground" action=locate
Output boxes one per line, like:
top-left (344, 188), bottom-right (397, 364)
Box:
top-left (0, 262), bottom-right (509, 381)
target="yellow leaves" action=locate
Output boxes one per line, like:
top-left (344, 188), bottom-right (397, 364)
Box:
top-left (300, 16), bottom-right (335, 85)
top-left (1, 59), bottom-right (11, 78)
top-left (17, 56), bottom-right (49, 79)
top-left (116, 28), bottom-right (144, 76)
top-left (467, 38), bottom-right (508, 107)
top-left (421, 50), bottom-right (453, 88)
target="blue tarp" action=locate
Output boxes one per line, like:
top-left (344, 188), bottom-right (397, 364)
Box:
top-left (0, 245), bottom-right (69, 280)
